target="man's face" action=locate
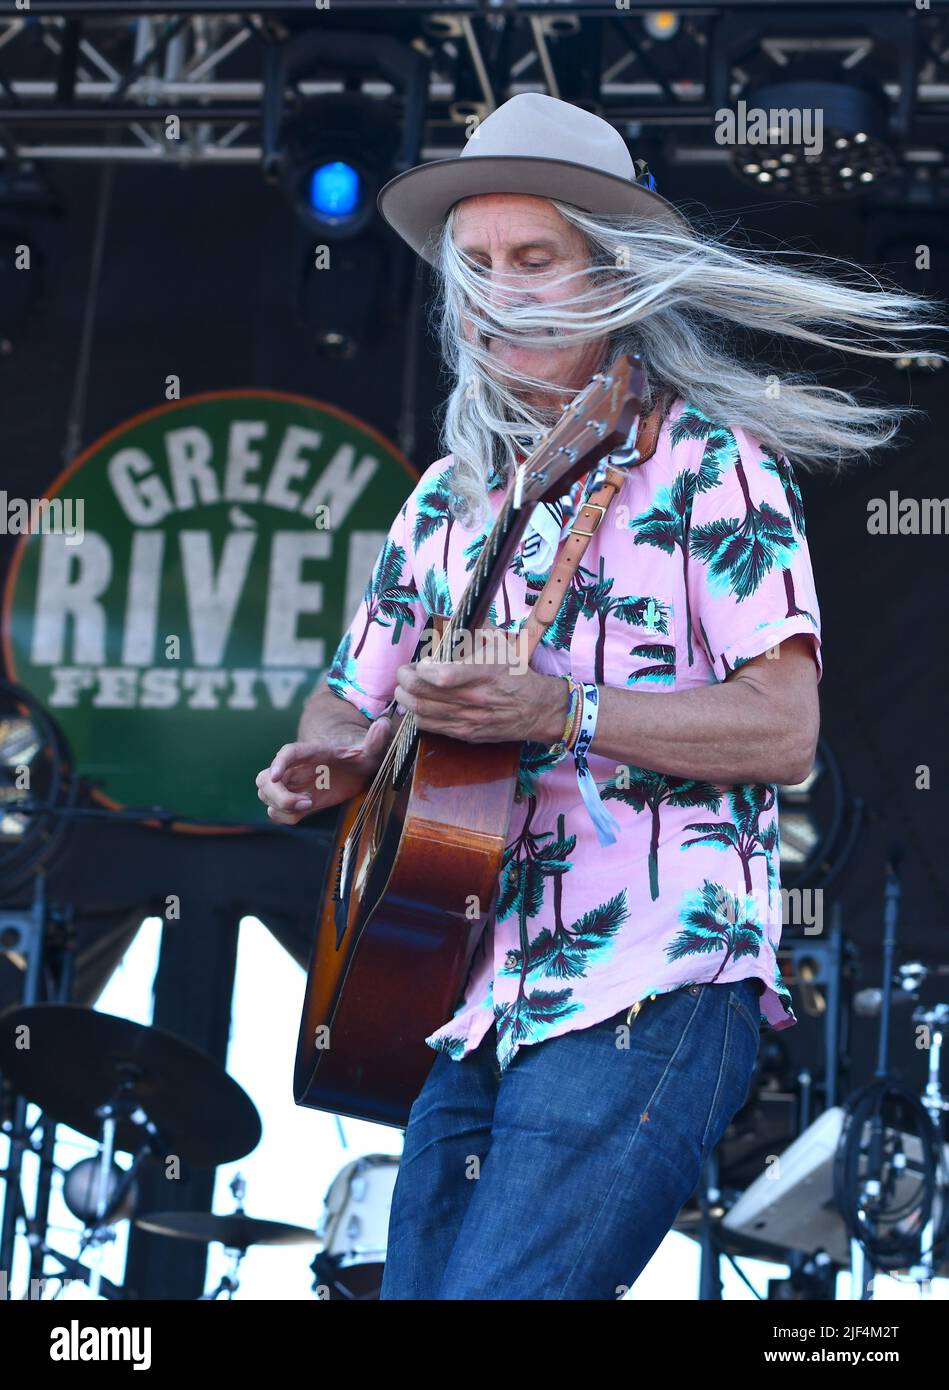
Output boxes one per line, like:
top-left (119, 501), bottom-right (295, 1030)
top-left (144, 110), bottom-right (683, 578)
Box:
top-left (451, 193), bottom-right (607, 407)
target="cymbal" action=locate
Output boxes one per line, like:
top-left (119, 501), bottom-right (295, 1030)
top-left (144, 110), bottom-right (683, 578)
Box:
top-left (0, 1004), bottom-right (261, 1166)
top-left (135, 1211), bottom-right (316, 1249)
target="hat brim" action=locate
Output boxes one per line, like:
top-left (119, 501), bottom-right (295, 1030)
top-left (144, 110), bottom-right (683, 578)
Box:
top-left (376, 154), bottom-right (690, 266)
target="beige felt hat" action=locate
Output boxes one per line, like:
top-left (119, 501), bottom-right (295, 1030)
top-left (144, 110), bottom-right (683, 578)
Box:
top-left (377, 92), bottom-right (690, 266)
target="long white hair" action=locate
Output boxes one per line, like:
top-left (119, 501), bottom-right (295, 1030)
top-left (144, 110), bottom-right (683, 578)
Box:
top-left (428, 197), bottom-right (947, 527)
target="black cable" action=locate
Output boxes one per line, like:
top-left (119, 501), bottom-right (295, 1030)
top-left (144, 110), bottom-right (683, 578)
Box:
top-left (832, 1075), bottom-right (948, 1272)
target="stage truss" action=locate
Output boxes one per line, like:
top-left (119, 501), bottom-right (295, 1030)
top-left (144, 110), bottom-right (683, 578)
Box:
top-left (0, 3), bottom-right (946, 181)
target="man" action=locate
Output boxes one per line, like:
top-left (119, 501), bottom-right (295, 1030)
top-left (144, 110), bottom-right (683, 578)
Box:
top-left (256, 94), bottom-right (929, 1299)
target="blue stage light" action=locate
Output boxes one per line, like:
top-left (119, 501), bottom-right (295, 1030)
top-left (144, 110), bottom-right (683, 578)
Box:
top-left (309, 161), bottom-right (361, 219)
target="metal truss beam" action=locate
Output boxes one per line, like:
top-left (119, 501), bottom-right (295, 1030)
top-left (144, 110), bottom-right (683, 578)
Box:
top-left (0, 7), bottom-right (946, 167)
top-left (10, 1), bottom-right (942, 14)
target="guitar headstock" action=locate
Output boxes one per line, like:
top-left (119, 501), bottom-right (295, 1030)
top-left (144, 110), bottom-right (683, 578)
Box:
top-left (513, 354), bottom-right (646, 510)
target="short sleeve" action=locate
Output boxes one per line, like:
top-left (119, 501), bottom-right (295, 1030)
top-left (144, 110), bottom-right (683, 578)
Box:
top-left (325, 499), bottom-right (426, 720)
top-left (686, 425), bottom-right (822, 683)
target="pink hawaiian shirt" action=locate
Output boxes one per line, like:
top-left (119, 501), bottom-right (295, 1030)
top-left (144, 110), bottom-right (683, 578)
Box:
top-left (327, 396), bottom-right (822, 1072)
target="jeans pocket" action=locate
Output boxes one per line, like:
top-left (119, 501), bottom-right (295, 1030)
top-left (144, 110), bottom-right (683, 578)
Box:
top-left (700, 987), bottom-right (760, 1155)
top-left (728, 979), bottom-right (763, 1053)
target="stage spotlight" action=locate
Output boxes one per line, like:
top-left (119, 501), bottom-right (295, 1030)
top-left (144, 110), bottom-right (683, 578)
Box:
top-left (778, 764), bottom-right (822, 871)
top-left (309, 162), bottom-right (362, 221)
top-left (643, 10), bottom-right (680, 41)
top-left (273, 93), bottom-right (408, 355)
top-left (276, 92), bottom-right (400, 240)
top-left (730, 75), bottom-right (899, 202)
top-left (0, 715), bottom-right (42, 767)
top-left (892, 353), bottom-right (945, 373)
top-left (259, 32), bottom-right (426, 353)
top-left (261, 26), bottom-right (426, 243)
top-left (0, 680), bottom-right (77, 892)
top-left (267, 92), bottom-right (400, 355)
top-left (776, 737), bottom-right (849, 891)
top-left (0, 714), bottom-right (42, 839)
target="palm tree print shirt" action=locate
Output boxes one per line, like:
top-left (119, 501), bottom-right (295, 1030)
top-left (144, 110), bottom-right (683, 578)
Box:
top-left (326, 399), bottom-right (822, 1073)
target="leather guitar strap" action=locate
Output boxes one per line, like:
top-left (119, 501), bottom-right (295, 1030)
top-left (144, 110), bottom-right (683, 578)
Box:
top-left (522, 387), bottom-right (676, 661)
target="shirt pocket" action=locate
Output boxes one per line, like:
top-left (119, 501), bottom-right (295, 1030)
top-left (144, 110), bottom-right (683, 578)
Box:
top-left (599, 593), bottom-right (677, 691)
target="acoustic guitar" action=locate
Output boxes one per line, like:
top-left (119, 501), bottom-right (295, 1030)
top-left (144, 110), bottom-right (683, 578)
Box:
top-left (294, 354), bottom-right (646, 1127)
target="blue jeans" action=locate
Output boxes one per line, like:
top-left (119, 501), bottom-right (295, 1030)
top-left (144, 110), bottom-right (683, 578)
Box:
top-left (379, 976), bottom-right (762, 1300)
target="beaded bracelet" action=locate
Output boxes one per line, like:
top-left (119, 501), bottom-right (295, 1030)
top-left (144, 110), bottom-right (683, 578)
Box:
top-left (563, 678), bottom-right (584, 752)
top-left (547, 674), bottom-right (582, 761)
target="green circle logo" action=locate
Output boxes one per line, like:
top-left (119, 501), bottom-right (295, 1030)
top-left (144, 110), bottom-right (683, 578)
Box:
top-left (2, 390), bottom-right (415, 824)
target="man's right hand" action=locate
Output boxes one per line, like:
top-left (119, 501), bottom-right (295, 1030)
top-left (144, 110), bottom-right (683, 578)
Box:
top-left (256, 712), bottom-right (394, 825)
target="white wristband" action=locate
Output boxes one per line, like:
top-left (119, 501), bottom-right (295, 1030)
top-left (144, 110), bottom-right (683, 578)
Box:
top-left (573, 682), bottom-right (620, 848)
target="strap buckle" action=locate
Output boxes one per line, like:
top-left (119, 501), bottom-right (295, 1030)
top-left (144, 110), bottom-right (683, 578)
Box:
top-left (569, 501), bottom-right (607, 538)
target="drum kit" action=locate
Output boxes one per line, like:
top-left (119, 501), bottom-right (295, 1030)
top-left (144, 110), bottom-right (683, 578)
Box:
top-left (310, 1154), bottom-right (400, 1299)
top-left (0, 1002), bottom-right (393, 1299)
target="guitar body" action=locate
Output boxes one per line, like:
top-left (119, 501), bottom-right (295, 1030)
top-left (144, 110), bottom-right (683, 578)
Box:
top-left (293, 720), bottom-right (521, 1127)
